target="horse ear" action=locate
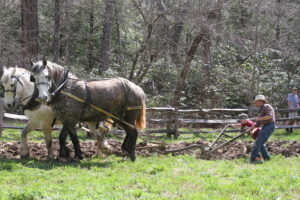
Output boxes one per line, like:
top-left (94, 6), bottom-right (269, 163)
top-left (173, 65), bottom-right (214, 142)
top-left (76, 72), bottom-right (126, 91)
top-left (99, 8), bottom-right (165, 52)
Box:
top-left (3, 66), bottom-right (7, 72)
top-left (12, 66), bottom-right (16, 75)
top-left (30, 60), bottom-right (34, 66)
top-left (43, 58), bottom-right (47, 66)
top-left (46, 65), bottom-right (52, 76)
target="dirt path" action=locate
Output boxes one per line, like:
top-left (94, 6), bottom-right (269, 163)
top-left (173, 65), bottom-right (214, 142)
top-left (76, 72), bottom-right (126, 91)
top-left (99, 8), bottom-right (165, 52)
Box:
top-left (0, 139), bottom-right (299, 160)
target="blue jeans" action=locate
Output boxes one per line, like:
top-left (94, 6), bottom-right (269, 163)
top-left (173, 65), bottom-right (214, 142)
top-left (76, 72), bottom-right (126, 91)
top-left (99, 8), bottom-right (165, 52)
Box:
top-left (250, 122), bottom-right (275, 161)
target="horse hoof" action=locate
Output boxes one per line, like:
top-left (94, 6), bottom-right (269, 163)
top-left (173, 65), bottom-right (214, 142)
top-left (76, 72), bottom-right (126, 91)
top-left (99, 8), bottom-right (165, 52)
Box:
top-left (101, 147), bottom-right (112, 155)
top-left (129, 153), bottom-right (136, 162)
top-left (58, 157), bottom-right (68, 163)
top-left (76, 154), bottom-right (84, 160)
top-left (47, 154), bottom-right (55, 160)
top-left (122, 156), bottom-right (128, 162)
top-left (59, 149), bottom-right (70, 158)
top-left (73, 156), bottom-right (81, 163)
top-left (20, 153), bottom-right (30, 159)
top-left (130, 155), bottom-right (136, 162)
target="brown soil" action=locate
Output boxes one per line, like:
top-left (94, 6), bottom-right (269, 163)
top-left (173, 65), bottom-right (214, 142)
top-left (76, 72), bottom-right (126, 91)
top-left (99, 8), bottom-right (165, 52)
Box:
top-left (0, 139), bottom-right (299, 161)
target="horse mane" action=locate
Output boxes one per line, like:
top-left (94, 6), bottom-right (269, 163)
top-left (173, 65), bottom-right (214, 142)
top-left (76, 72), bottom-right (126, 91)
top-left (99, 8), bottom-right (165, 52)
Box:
top-left (48, 62), bottom-right (68, 84)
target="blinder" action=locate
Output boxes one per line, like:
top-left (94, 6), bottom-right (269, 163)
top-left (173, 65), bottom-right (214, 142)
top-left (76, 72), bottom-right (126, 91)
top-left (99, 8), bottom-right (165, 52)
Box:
top-left (30, 75), bottom-right (35, 82)
top-left (4, 76), bottom-right (18, 98)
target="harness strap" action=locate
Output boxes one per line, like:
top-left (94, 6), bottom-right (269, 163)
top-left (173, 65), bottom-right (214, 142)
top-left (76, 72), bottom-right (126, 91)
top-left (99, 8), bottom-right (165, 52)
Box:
top-left (79, 81), bottom-right (90, 119)
top-left (51, 117), bottom-right (57, 127)
top-left (4, 76), bottom-right (23, 95)
top-left (127, 106), bottom-right (142, 110)
top-left (22, 86), bottom-right (41, 111)
top-left (118, 79), bottom-right (141, 111)
top-left (60, 90), bottom-right (136, 129)
top-left (48, 69), bottom-right (69, 104)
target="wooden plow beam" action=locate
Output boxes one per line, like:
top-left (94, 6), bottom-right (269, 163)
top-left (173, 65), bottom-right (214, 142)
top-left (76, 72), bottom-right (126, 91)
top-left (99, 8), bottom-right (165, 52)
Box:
top-left (206, 124), bottom-right (248, 152)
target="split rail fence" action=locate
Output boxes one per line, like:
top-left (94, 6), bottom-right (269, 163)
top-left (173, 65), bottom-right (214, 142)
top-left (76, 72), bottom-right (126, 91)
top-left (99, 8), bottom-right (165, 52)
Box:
top-left (1, 98), bottom-right (300, 138)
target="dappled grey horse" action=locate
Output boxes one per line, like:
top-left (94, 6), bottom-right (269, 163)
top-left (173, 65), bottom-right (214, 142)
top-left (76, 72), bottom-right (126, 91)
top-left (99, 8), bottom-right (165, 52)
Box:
top-left (30, 59), bottom-right (146, 161)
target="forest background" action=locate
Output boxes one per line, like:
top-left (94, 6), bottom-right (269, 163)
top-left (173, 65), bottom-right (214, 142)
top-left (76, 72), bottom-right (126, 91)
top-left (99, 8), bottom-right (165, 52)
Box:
top-left (0, 0), bottom-right (299, 109)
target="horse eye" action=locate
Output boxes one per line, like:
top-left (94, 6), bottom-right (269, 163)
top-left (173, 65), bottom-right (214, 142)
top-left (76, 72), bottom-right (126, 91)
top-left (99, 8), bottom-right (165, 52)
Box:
top-left (10, 84), bottom-right (14, 87)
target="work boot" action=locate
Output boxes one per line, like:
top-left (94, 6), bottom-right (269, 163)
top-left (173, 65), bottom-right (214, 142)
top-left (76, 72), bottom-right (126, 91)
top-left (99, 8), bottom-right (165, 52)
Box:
top-left (249, 159), bottom-right (263, 164)
top-left (263, 156), bottom-right (270, 161)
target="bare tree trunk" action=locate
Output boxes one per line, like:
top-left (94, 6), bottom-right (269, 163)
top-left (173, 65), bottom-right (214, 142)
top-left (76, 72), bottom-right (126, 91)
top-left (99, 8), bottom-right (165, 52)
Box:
top-left (114, 0), bottom-right (122, 66)
top-left (171, 0), bottom-right (227, 107)
top-left (171, 33), bottom-right (204, 107)
top-left (88, 0), bottom-right (95, 69)
top-left (99, 0), bottom-right (115, 73)
top-left (62, 0), bottom-right (72, 61)
top-left (21, 0), bottom-right (39, 61)
top-left (170, 19), bottom-right (184, 67)
top-left (275, 0), bottom-right (281, 41)
top-left (53, 0), bottom-right (61, 62)
top-left (250, 1), bottom-right (262, 104)
top-left (201, 22), bottom-right (211, 65)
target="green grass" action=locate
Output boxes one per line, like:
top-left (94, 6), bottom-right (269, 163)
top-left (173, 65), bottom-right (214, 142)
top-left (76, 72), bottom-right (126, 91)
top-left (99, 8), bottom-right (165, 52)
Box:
top-left (0, 155), bottom-right (299, 200)
top-left (0, 128), bottom-right (300, 199)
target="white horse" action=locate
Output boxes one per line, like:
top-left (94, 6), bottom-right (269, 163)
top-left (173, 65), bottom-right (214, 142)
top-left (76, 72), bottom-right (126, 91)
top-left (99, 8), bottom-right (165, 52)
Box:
top-left (1, 66), bottom-right (57, 159)
top-left (1, 66), bottom-right (112, 160)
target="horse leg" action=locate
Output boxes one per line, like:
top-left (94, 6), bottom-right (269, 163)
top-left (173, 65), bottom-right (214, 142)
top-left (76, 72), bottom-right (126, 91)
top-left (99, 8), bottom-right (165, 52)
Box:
top-left (121, 134), bottom-right (129, 154)
top-left (59, 125), bottom-right (70, 158)
top-left (87, 122), bottom-right (106, 157)
top-left (87, 122), bottom-right (110, 157)
top-left (122, 111), bottom-right (139, 162)
top-left (67, 123), bottom-right (83, 160)
top-left (20, 124), bottom-right (33, 159)
top-left (123, 126), bottom-right (138, 162)
top-left (42, 126), bottom-right (54, 160)
top-left (97, 128), bottom-right (111, 156)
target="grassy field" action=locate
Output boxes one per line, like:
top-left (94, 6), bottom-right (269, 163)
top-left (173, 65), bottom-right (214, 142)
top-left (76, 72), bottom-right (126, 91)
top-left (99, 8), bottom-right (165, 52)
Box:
top-left (0, 128), bottom-right (300, 200)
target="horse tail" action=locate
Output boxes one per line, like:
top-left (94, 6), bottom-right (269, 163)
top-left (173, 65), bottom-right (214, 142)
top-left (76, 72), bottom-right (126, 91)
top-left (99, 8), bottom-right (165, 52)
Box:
top-left (136, 101), bottom-right (146, 130)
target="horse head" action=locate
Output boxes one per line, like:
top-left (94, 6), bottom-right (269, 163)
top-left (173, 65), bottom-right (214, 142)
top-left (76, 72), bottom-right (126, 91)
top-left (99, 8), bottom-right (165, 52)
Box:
top-left (31, 58), bottom-right (67, 103)
top-left (1, 66), bottom-right (24, 109)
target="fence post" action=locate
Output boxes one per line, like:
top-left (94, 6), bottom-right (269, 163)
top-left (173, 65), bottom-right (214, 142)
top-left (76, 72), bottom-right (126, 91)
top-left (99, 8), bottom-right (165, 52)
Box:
top-left (173, 107), bottom-right (179, 139)
top-left (166, 110), bottom-right (173, 138)
top-left (0, 98), bottom-right (3, 137)
top-left (247, 106), bottom-right (253, 118)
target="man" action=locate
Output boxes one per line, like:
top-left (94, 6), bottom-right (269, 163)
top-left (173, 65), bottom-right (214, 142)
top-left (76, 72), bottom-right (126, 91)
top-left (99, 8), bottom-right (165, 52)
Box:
top-left (286, 87), bottom-right (299, 133)
top-left (248, 95), bottom-right (275, 164)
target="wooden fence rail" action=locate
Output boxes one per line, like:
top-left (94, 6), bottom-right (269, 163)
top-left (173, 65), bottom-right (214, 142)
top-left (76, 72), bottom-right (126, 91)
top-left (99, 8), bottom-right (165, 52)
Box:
top-left (1, 97), bottom-right (300, 138)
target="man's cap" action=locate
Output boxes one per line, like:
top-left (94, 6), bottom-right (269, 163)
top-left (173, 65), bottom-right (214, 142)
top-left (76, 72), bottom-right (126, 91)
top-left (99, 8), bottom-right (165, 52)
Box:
top-left (254, 94), bottom-right (267, 102)
top-left (293, 87), bottom-right (298, 90)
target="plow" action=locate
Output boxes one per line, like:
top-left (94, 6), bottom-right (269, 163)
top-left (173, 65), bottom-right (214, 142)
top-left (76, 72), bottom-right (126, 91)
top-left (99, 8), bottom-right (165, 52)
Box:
top-left (165, 124), bottom-right (248, 154)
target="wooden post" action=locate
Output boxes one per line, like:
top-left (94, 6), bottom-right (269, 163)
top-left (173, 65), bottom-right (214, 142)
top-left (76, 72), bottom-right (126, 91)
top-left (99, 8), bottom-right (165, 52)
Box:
top-left (173, 107), bottom-right (179, 139)
top-left (248, 106), bottom-right (253, 118)
top-left (0, 98), bottom-right (3, 137)
top-left (166, 111), bottom-right (173, 138)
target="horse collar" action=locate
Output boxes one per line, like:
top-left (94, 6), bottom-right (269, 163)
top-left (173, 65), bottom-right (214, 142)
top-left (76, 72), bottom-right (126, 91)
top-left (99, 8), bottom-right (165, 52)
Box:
top-left (48, 69), bottom-right (69, 104)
